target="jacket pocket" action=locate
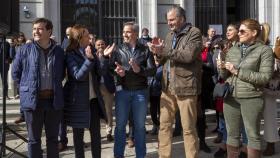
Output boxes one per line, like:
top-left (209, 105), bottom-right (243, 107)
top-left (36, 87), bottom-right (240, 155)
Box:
top-left (175, 67), bottom-right (193, 77)
top-left (20, 86), bottom-right (29, 92)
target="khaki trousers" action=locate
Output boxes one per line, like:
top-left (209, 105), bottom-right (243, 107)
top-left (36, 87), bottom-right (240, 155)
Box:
top-left (158, 91), bottom-right (199, 158)
top-left (100, 84), bottom-right (114, 134)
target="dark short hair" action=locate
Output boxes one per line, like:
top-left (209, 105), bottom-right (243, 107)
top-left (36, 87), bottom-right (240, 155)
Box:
top-left (142, 28), bottom-right (149, 33)
top-left (166, 5), bottom-right (186, 22)
top-left (32, 18), bottom-right (53, 31)
top-left (123, 21), bottom-right (139, 33)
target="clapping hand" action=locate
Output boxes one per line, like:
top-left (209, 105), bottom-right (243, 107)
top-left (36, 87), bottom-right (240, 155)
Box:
top-left (104, 43), bottom-right (116, 57)
top-left (115, 62), bottom-right (125, 77)
top-left (85, 46), bottom-right (94, 60)
top-left (129, 58), bottom-right (140, 73)
top-left (147, 38), bottom-right (164, 55)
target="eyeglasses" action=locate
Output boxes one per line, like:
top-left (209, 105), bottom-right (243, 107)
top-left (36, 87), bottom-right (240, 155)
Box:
top-left (239, 29), bottom-right (248, 35)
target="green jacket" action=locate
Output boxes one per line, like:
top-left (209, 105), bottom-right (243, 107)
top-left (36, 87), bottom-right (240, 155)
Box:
top-left (220, 42), bottom-right (274, 98)
top-left (157, 24), bottom-right (202, 96)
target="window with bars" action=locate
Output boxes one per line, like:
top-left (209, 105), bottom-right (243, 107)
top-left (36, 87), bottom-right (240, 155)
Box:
top-left (61, 0), bottom-right (137, 44)
top-left (195, 0), bottom-right (258, 37)
top-left (0, 0), bottom-right (19, 35)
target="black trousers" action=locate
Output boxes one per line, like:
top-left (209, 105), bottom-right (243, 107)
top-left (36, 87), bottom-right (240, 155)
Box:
top-left (24, 99), bottom-right (62, 158)
top-left (0, 66), bottom-right (9, 97)
top-left (150, 95), bottom-right (160, 126)
top-left (73, 98), bottom-right (101, 158)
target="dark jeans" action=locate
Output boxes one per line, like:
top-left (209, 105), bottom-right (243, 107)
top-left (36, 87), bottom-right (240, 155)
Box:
top-left (24, 99), bottom-right (62, 158)
top-left (59, 114), bottom-right (68, 145)
top-left (73, 98), bottom-right (101, 158)
top-left (150, 95), bottom-right (160, 126)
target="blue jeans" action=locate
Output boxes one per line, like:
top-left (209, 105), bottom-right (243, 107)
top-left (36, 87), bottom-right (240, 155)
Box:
top-left (114, 89), bottom-right (148, 158)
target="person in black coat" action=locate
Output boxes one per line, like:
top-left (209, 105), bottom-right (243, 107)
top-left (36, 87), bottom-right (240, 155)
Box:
top-left (0, 31), bottom-right (12, 99)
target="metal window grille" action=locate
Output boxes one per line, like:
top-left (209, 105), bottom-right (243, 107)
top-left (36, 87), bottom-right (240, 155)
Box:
top-left (195, 0), bottom-right (258, 37)
top-left (61, 0), bottom-right (137, 44)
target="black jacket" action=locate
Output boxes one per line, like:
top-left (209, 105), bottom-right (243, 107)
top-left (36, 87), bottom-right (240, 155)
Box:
top-left (110, 42), bottom-right (156, 90)
top-left (0, 40), bottom-right (11, 70)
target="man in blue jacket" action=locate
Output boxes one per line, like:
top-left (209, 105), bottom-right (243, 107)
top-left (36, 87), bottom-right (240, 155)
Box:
top-left (12, 18), bottom-right (65, 158)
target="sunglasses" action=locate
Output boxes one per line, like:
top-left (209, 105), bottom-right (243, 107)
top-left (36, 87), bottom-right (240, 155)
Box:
top-left (239, 29), bottom-right (248, 35)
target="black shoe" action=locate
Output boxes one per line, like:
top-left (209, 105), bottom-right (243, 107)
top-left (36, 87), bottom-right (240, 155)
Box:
top-left (6, 96), bottom-right (12, 100)
top-left (199, 141), bottom-right (211, 153)
top-left (213, 133), bottom-right (223, 144)
top-left (214, 148), bottom-right (227, 158)
top-left (172, 131), bottom-right (181, 137)
top-left (150, 125), bottom-right (158, 135)
top-left (58, 142), bottom-right (67, 152)
top-left (212, 127), bottom-right (218, 133)
top-left (107, 134), bottom-right (114, 142)
top-left (239, 151), bottom-right (247, 158)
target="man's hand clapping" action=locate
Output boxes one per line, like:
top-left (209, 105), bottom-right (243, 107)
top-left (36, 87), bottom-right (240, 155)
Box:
top-left (104, 43), bottom-right (116, 57)
top-left (129, 58), bottom-right (140, 73)
top-left (147, 37), bottom-right (164, 55)
top-left (115, 62), bottom-right (125, 77)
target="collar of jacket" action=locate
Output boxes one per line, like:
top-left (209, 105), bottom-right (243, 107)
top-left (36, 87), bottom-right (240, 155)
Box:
top-left (121, 41), bottom-right (144, 50)
top-left (238, 41), bottom-right (264, 59)
top-left (34, 39), bottom-right (57, 53)
top-left (171, 23), bottom-right (192, 38)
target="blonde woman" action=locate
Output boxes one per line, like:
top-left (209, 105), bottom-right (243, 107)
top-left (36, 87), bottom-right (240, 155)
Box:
top-left (262, 24), bottom-right (280, 156)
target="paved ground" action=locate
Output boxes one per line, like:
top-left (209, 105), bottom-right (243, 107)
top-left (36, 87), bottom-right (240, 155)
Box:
top-left (1, 112), bottom-right (280, 158)
top-left (0, 101), bottom-right (280, 158)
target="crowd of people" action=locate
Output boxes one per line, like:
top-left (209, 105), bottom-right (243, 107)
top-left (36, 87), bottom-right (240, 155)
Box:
top-left (0, 5), bottom-right (280, 158)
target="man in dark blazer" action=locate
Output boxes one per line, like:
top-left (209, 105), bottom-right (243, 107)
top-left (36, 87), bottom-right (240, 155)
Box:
top-left (95, 39), bottom-right (116, 142)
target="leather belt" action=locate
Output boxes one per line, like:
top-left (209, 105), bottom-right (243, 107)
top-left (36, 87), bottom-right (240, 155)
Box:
top-left (38, 90), bottom-right (54, 99)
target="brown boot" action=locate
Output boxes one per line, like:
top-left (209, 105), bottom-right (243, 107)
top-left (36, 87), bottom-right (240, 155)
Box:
top-left (226, 145), bottom-right (239, 158)
top-left (263, 142), bottom-right (275, 156)
top-left (127, 138), bottom-right (134, 148)
top-left (14, 116), bottom-right (25, 124)
top-left (247, 147), bottom-right (261, 158)
top-left (58, 142), bottom-right (67, 152)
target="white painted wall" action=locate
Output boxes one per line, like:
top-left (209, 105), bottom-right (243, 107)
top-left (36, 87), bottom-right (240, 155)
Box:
top-left (44, 0), bottom-right (61, 43)
top-left (19, 0), bottom-right (44, 39)
top-left (19, 0), bottom-right (61, 43)
top-left (138, 0), bottom-right (158, 38)
top-left (258, 0), bottom-right (280, 47)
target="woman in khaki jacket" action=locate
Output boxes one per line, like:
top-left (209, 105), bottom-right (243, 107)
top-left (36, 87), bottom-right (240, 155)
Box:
top-left (217, 19), bottom-right (274, 158)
